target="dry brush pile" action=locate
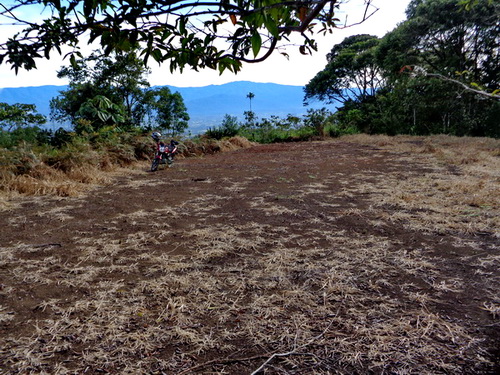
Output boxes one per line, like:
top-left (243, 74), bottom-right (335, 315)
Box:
top-left (0, 135), bottom-right (498, 374)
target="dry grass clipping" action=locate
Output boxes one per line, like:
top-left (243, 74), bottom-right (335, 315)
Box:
top-left (1, 135), bottom-right (498, 374)
top-left (343, 134), bottom-right (500, 237)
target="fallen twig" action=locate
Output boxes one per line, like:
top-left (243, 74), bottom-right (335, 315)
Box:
top-left (33, 243), bottom-right (62, 248)
top-left (250, 320), bottom-right (334, 375)
top-left (177, 353), bottom-right (271, 375)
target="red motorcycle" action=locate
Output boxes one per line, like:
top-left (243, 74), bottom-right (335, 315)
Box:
top-left (151, 141), bottom-right (175, 171)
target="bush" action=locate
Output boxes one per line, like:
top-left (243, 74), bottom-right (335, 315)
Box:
top-left (205, 114), bottom-right (240, 140)
top-left (323, 123), bottom-right (359, 138)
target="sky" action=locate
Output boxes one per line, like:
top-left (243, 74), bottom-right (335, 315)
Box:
top-left (0, 0), bottom-right (411, 89)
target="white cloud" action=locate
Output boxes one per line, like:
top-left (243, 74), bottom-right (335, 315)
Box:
top-left (0, 0), bottom-right (410, 89)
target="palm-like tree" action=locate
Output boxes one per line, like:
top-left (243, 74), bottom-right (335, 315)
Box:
top-left (246, 92), bottom-right (255, 111)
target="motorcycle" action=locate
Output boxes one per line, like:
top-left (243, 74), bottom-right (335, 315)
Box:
top-left (151, 142), bottom-right (174, 172)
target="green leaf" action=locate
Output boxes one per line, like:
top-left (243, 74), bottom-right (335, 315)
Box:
top-left (152, 49), bottom-right (163, 62)
top-left (264, 16), bottom-right (279, 37)
top-left (251, 32), bottom-right (262, 57)
top-left (69, 54), bottom-right (77, 68)
top-left (97, 111), bottom-right (109, 122)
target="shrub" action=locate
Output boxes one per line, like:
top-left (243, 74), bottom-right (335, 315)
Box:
top-left (205, 114), bottom-right (240, 140)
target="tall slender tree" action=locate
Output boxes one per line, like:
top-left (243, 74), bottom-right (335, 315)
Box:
top-left (246, 92), bottom-right (255, 111)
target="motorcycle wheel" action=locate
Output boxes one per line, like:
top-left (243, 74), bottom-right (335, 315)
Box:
top-left (167, 156), bottom-right (174, 167)
top-left (151, 158), bottom-right (159, 172)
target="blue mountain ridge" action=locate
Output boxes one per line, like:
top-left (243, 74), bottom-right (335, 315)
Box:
top-left (0, 81), bottom-right (337, 133)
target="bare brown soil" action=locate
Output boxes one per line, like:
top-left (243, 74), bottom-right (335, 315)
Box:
top-left (1, 137), bottom-right (499, 374)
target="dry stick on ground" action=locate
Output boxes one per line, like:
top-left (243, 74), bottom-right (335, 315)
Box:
top-left (177, 353), bottom-right (271, 375)
top-left (250, 320), bottom-right (335, 375)
top-left (33, 243), bottom-right (62, 248)
top-left (176, 321), bottom-right (335, 375)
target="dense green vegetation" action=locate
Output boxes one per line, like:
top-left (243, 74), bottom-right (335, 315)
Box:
top-left (0, 50), bottom-right (191, 190)
top-left (50, 51), bottom-right (189, 136)
top-left (205, 108), bottom-right (357, 143)
top-left (305, 0), bottom-right (499, 137)
top-left (0, 103), bottom-right (46, 132)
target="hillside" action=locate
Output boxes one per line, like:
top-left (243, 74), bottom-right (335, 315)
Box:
top-left (0, 81), bottom-right (337, 133)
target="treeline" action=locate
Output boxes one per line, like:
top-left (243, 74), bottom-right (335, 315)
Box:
top-left (205, 108), bottom-right (352, 143)
top-left (304, 0), bottom-right (499, 138)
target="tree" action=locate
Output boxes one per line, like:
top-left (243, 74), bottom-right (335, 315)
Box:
top-left (50, 50), bottom-right (154, 131)
top-left (0, 0), bottom-right (378, 74)
top-left (373, 0), bottom-right (500, 136)
top-left (304, 34), bottom-right (384, 105)
top-left (377, 0), bottom-right (499, 91)
top-left (205, 114), bottom-right (240, 139)
top-left (243, 110), bottom-right (257, 128)
top-left (151, 87), bottom-right (190, 137)
top-left (246, 92), bottom-right (255, 111)
top-left (305, 0), bottom-right (499, 137)
top-left (302, 107), bottom-right (333, 134)
top-left (0, 102), bottom-right (46, 131)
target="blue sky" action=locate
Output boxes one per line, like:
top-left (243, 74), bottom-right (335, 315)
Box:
top-left (0, 0), bottom-right (410, 88)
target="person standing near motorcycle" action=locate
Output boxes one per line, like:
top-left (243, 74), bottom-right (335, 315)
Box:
top-left (151, 131), bottom-right (164, 150)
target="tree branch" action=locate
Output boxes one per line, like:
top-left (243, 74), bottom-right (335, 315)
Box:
top-left (413, 66), bottom-right (500, 100)
top-left (236, 36), bottom-right (278, 63)
top-left (337, 0), bottom-right (378, 29)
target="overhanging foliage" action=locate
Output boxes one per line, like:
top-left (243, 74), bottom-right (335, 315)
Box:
top-left (0, 0), bottom-right (377, 74)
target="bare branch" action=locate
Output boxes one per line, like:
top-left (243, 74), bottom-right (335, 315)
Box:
top-left (413, 66), bottom-right (500, 100)
top-left (338, 0), bottom-right (379, 29)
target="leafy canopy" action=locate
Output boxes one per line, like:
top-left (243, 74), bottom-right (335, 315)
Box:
top-left (305, 0), bottom-right (499, 137)
top-left (379, 0), bottom-right (499, 89)
top-left (50, 50), bottom-right (190, 134)
top-left (0, 102), bottom-right (46, 131)
top-left (0, 0), bottom-right (377, 74)
top-left (304, 34), bottom-right (383, 104)
top-left (50, 50), bottom-right (152, 131)
top-left (150, 87), bottom-right (190, 137)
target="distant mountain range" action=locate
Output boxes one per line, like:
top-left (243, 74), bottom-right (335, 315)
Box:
top-left (0, 81), bottom-right (337, 133)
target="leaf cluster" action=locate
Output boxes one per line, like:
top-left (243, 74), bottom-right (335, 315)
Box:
top-left (0, 0), bottom-right (345, 74)
top-left (0, 102), bottom-right (46, 131)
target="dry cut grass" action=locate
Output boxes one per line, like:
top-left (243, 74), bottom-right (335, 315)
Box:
top-left (0, 135), bottom-right (498, 374)
top-left (1, 218), bottom-right (488, 374)
top-left (343, 134), bottom-right (500, 237)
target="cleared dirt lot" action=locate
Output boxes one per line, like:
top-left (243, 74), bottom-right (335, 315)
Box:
top-left (1, 136), bottom-right (499, 374)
